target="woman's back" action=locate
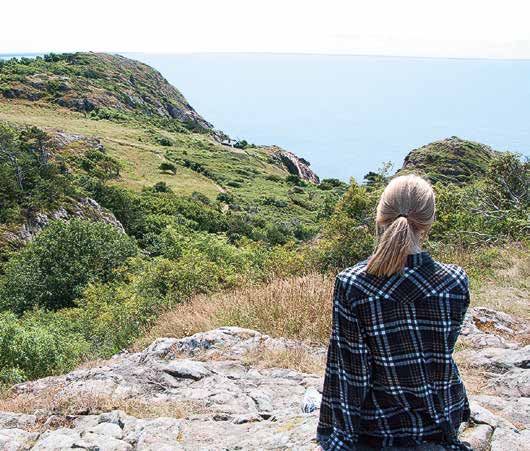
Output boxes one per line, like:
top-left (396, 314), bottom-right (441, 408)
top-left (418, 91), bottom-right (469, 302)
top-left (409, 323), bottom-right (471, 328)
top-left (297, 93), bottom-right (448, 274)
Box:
top-left (318, 252), bottom-right (470, 449)
top-left (317, 175), bottom-right (471, 450)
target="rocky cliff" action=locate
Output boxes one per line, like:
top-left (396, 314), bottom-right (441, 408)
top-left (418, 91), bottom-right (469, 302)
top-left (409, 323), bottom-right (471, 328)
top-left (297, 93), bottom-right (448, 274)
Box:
top-left (0, 53), bottom-right (212, 129)
top-left (1, 307), bottom-right (528, 450)
top-left (270, 147), bottom-right (320, 184)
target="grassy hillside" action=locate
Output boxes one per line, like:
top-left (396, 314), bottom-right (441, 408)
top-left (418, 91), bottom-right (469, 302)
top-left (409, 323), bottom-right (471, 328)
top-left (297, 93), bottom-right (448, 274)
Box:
top-left (0, 52), bottom-right (212, 127)
top-left (0, 53), bottom-right (344, 228)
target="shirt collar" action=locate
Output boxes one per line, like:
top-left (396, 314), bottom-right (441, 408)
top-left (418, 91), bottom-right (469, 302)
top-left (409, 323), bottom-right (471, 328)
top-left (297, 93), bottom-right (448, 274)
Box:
top-left (405, 251), bottom-right (432, 268)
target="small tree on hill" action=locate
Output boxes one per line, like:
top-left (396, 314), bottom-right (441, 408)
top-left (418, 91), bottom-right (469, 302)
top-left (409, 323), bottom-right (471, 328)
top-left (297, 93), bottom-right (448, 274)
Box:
top-left (159, 162), bottom-right (176, 174)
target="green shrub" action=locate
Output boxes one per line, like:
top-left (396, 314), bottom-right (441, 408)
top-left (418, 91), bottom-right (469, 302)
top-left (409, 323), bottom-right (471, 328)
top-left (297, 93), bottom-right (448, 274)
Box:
top-left (217, 192), bottom-right (234, 203)
top-left (313, 181), bottom-right (376, 270)
top-left (0, 124), bottom-right (78, 221)
top-left (0, 219), bottom-right (138, 313)
top-left (159, 162), bottom-right (176, 174)
top-left (266, 174), bottom-right (282, 182)
top-left (0, 311), bottom-right (89, 384)
top-left (286, 175), bottom-right (306, 186)
top-left (234, 139), bottom-right (249, 149)
top-left (318, 178), bottom-right (345, 190)
top-left (158, 137), bottom-right (174, 147)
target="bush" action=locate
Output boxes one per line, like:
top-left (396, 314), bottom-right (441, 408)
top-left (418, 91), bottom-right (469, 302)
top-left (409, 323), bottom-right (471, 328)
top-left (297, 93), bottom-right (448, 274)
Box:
top-left (266, 174), bottom-right (282, 182)
top-left (159, 162), bottom-right (176, 174)
top-left (0, 124), bottom-right (77, 221)
top-left (318, 178), bottom-right (344, 190)
top-left (0, 219), bottom-right (138, 313)
top-left (0, 311), bottom-right (89, 384)
top-left (217, 192), bottom-right (234, 204)
top-left (234, 139), bottom-right (249, 149)
top-left (286, 175), bottom-right (306, 186)
top-left (313, 181), bottom-right (376, 270)
top-left (158, 137), bottom-right (173, 147)
top-left (151, 181), bottom-right (172, 193)
top-left (431, 153), bottom-right (529, 245)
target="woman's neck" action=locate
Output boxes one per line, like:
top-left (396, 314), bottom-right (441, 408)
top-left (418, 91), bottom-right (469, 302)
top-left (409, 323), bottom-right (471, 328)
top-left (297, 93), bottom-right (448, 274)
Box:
top-left (410, 243), bottom-right (422, 254)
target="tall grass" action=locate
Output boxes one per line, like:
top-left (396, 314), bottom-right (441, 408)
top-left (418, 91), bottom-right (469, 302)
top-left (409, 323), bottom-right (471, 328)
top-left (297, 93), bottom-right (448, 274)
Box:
top-left (135, 272), bottom-right (334, 350)
top-left (136, 244), bottom-right (529, 353)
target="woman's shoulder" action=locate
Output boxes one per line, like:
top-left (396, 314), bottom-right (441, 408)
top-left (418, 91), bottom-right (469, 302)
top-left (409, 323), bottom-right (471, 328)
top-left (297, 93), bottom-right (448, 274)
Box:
top-left (336, 259), bottom-right (370, 283)
top-left (334, 259), bottom-right (372, 301)
top-left (431, 260), bottom-right (470, 293)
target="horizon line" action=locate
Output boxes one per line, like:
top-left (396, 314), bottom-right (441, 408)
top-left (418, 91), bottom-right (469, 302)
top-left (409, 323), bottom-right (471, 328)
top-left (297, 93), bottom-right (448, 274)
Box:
top-left (2, 50), bottom-right (530, 63)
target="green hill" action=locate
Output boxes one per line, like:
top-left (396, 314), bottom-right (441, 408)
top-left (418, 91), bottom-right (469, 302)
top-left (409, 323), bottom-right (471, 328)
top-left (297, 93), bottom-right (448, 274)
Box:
top-left (0, 53), bottom-right (336, 231)
top-left (0, 52), bottom-right (212, 128)
top-left (398, 136), bottom-right (496, 185)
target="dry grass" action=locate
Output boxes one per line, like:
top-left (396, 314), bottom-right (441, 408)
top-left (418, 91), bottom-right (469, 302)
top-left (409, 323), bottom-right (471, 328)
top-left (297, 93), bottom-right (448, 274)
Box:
top-left (434, 243), bottom-right (529, 318)
top-left (135, 272), bottom-right (334, 350)
top-left (137, 246), bottom-right (529, 353)
top-left (242, 346), bottom-right (326, 374)
top-left (0, 385), bottom-right (203, 419)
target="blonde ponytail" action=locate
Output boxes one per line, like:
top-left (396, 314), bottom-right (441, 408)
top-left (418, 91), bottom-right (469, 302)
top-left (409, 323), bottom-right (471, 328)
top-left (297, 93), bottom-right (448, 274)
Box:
top-left (366, 174), bottom-right (435, 277)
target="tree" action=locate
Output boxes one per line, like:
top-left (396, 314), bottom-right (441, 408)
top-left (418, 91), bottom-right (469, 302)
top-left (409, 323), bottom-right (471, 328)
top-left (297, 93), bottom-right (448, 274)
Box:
top-left (0, 219), bottom-right (138, 313)
top-left (363, 161), bottom-right (393, 191)
top-left (234, 139), bottom-right (249, 149)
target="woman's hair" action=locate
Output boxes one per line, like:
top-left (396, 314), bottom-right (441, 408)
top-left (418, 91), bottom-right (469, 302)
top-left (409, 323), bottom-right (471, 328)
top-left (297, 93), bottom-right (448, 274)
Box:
top-left (366, 174), bottom-right (435, 277)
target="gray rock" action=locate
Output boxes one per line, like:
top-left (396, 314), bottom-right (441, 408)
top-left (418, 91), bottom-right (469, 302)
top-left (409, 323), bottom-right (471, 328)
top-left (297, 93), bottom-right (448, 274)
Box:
top-left (131, 418), bottom-right (182, 450)
top-left (490, 425), bottom-right (530, 451)
top-left (86, 421), bottom-right (124, 438)
top-left (458, 346), bottom-right (530, 373)
top-left (98, 410), bottom-right (130, 429)
top-left (32, 428), bottom-right (80, 450)
top-left (75, 432), bottom-right (132, 450)
top-left (162, 360), bottom-right (210, 381)
top-left (487, 367), bottom-right (530, 397)
top-left (0, 428), bottom-right (37, 451)
top-left (2, 197), bottom-right (124, 246)
top-left (249, 389), bottom-right (274, 413)
top-left (469, 400), bottom-right (499, 428)
top-left (459, 423), bottom-right (494, 451)
top-left (0, 412), bottom-right (36, 429)
top-left (460, 307), bottom-right (528, 349)
top-left (471, 394), bottom-right (530, 426)
top-left (0, 322), bottom-right (527, 450)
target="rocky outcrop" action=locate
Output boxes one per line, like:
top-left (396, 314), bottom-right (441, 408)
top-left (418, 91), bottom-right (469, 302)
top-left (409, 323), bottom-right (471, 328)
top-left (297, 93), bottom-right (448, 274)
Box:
top-left (3, 328), bottom-right (324, 449)
top-left (398, 136), bottom-right (496, 185)
top-left (460, 306), bottom-right (530, 350)
top-left (52, 131), bottom-right (106, 152)
top-left (1, 53), bottom-right (213, 130)
top-left (270, 147), bottom-right (320, 184)
top-left (2, 198), bottom-right (124, 246)
top-left (0, 316), bottom-right (528, 449)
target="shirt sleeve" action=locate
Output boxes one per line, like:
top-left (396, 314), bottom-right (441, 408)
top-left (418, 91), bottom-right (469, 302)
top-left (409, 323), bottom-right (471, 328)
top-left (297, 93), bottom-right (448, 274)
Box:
top-left (317, 275), bottom-right (372, 445)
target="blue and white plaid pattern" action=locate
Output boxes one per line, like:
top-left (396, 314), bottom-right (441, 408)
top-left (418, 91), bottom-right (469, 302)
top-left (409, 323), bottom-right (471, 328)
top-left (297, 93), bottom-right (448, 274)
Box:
top-left (318, 252), bottom-right (471, 450)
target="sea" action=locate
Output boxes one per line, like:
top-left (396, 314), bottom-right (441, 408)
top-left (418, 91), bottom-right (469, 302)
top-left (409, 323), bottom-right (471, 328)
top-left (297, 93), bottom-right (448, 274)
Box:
top-left (3, 52), bottom-right (530, 181)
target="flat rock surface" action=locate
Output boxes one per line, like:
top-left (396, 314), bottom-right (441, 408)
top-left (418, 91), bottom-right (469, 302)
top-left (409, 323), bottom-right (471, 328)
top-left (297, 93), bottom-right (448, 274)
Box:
top-left (0, 315), bottom-right (528, 450)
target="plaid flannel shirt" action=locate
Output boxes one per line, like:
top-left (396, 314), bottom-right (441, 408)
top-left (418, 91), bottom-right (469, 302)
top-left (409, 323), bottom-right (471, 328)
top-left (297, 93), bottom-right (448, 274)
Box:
top-left (317, 252), bottom-right (471, 450)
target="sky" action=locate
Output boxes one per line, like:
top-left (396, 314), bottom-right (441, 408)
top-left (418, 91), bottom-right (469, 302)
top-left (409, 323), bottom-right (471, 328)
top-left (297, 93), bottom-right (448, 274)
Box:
top-left (2, 0), bottom-right (530, 59)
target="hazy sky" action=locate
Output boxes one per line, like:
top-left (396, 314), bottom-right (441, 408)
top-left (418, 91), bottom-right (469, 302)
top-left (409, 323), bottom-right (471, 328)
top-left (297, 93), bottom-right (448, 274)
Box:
top-left (2, 0), bottom-right (530, 58)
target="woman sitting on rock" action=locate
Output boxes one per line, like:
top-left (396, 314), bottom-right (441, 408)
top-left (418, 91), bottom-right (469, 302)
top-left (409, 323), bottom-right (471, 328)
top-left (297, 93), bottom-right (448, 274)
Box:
top-left (317, 174), bottom-right (471, 451)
